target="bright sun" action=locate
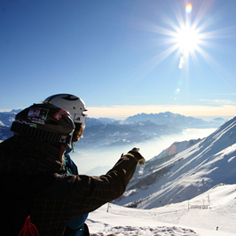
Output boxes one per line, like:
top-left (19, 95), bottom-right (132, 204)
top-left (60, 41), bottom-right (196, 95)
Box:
top-left (176, 2), bottom-right (200, 54)
top-left (176, 26), bottom-right (200, 54)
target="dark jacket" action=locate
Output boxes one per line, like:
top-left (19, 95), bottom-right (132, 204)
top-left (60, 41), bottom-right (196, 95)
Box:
top-left (0, 136), bottom-right (139, 236)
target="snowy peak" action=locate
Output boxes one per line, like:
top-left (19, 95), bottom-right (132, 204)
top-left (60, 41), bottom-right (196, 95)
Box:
top-left (0, 110), bottom-right (19, 127)
top-left (115, 116), bottom-right (236, 209)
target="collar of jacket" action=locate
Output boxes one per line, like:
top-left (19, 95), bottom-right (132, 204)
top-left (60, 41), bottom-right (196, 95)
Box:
top-left (0, 135), bottom-right (66, 175)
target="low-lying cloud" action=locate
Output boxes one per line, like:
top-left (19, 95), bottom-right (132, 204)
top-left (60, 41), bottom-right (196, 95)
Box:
top-left (71, 128), bottom-right (216, 175)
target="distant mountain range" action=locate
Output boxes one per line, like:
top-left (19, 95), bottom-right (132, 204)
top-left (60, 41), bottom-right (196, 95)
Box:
top-left (124, 112), bottom-right (225, 128)
top-left (79, 112), bottom-right (225, 149)
top-left (114, 116), bottom-right (236, 209)
top-left (0, 110), bottom-right (21, 140)
top-left (0, 109), bottom-right (21, 127)
top-left (0, 110), bottom-right (226, 148)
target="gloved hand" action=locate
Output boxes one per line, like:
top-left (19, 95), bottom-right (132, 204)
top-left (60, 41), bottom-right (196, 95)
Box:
top-left (128, 147), bottom-right (146, 165)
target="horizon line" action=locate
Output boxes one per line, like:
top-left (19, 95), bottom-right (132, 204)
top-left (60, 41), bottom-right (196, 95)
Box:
top-left (86, 104), bottom-right (236, 119)
top-left (1, 104), bottom-right (235, 120)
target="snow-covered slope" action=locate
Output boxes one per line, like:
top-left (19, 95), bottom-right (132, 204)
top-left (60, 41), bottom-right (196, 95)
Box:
top-left (87, 184), bottom-right (236, 236)
top-left (115, 116), bottom-right (236, 209)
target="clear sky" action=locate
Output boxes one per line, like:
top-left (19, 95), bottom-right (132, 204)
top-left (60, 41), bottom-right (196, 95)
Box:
top-left (1, 0), bottom-right (236, 119)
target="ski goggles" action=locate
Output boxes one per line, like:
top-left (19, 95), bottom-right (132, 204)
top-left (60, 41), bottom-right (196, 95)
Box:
top-left (71, 113), bottom-right (87, 125)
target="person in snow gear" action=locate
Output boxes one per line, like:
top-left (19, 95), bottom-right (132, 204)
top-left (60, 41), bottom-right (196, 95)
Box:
top-left (0, 101), bottom-right (145, 236)
top-left (43, 94), bottom-right (89, 236)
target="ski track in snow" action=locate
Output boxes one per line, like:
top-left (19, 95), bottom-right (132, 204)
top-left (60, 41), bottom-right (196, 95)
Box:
top-left (87, 206), bottom-right (200, 236)
top-left (90, 225), bottom-right (197, 236)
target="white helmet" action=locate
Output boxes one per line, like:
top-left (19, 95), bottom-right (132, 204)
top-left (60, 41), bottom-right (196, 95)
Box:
top-left (44, 94), bottom-right (87, 124)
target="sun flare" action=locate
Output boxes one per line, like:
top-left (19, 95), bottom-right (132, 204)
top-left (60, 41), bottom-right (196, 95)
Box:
top-left (175, 26), bottom-right (200, 54)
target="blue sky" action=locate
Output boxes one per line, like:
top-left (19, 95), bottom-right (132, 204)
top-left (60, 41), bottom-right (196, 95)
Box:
top-left (1, 0), bottom-right (236, 119)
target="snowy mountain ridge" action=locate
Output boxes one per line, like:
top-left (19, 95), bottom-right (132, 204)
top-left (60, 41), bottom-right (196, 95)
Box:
top-left (114, 116), bottom-right (236, 209)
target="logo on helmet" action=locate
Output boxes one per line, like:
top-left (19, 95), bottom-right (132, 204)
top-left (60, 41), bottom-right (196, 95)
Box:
top-left (53, 108), bottom-right (67, 121)
top-left (28, 108), bottom-right (49, 125)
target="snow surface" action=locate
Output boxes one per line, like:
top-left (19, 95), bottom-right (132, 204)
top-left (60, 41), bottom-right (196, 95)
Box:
top-left (87, 184), bottom-right (236, 235)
